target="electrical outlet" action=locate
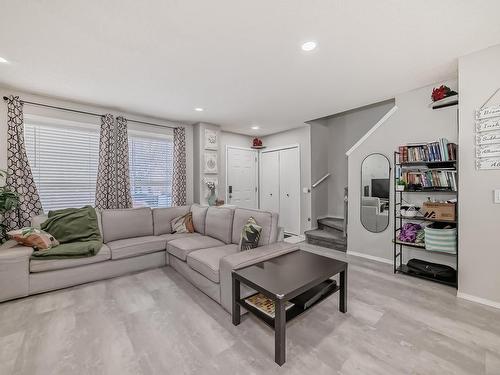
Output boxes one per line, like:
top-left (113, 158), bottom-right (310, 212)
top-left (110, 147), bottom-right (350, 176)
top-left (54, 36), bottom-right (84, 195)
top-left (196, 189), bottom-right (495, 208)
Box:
top-left (495, 189), bottom-right (500, 204)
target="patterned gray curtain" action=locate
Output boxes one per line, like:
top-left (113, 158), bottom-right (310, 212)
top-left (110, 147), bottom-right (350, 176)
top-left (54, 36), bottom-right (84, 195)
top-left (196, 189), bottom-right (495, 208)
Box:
top-left (4, 96), bottom-right (43, 230)
top-left (115, 116), bottom-right (132, 208)
top-left (95, 114), bottom-right (116, 209)
top-left (172, 127), bottom-right (187, 206)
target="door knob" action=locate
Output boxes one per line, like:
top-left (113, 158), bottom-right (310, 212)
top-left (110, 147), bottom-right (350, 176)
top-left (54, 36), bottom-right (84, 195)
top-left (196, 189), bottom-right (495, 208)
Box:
top-left (286, 193), bottom-right (290, 197)
top-left (270, 193), bottom-right (273, 196)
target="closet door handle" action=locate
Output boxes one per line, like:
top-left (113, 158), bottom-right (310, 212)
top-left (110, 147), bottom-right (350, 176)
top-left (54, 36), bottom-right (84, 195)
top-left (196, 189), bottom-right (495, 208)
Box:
top-left (286, 193), bottom-right (290, 197)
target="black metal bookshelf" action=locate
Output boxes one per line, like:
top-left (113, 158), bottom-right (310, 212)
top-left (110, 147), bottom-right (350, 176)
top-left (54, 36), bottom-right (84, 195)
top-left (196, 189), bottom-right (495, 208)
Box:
top-left (393, 152), bottom-right (458, 288)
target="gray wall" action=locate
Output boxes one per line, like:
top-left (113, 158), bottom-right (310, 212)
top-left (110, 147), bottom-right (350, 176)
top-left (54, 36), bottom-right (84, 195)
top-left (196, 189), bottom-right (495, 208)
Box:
top-left (310, 119), bottom-right (330, 224)
top-left (325, 101), bottom-right (395, 218)
top-left (262, 125), bottom-right (312, 234)
top-left (0, 86), bottom-right (195, 204)
top-left (347, 79), bottom-right (458, 267)
top-left (192, 122), bottom-right (221, 204)
top-left (458, 44), bottom-right (500, 306)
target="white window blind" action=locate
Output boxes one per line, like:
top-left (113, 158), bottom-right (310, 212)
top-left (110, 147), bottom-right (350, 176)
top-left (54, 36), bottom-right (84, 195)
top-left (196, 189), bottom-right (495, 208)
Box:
top-left (24, 120), bottom-right (100, 212)
top-left (128, 131), bottom-right (173, 208)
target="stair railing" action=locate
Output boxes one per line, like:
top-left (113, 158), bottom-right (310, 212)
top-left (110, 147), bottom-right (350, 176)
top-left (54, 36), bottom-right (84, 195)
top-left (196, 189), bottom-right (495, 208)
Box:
top-left (343, 186), bottom-right (348, 237)
top-left (312, 173), bottom-right (330, 188)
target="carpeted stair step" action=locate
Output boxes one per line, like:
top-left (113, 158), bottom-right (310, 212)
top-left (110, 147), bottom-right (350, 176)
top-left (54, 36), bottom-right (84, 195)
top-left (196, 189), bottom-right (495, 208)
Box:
top-left (317, 217), bottom-right (345, 234)
top-left (304, 229), bottom-right (347, 252)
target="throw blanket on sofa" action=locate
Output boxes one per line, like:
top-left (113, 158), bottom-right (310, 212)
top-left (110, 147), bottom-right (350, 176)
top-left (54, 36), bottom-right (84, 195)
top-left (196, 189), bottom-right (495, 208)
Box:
top-left (32, 206), bottom-right (102, 259)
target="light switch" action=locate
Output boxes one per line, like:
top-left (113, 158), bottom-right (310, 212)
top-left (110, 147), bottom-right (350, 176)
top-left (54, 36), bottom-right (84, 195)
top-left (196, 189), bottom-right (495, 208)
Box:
top-left (495, 189), bottom-right (500, 204)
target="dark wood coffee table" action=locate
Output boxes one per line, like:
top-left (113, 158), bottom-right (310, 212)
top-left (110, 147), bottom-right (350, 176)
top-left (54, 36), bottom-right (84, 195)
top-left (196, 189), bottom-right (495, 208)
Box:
top-left (231, 250), bottom-right (348, 366)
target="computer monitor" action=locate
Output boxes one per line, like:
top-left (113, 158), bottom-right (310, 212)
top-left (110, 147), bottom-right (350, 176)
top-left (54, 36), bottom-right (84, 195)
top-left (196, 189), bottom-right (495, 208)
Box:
top-left (371, 178), bottom-right (390, 199)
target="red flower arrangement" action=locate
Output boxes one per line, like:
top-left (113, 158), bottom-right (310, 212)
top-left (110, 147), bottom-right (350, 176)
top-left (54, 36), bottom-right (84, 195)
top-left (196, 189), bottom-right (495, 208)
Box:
top-left (431, 85), bottom-right (457, 102)
top-left (252, 137), bottom-right (263, 147)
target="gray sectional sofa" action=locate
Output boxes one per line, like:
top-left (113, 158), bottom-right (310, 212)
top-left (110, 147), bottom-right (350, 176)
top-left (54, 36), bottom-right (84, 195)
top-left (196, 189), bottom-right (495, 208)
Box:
top-left (0, 204), bottom-right (298, 312)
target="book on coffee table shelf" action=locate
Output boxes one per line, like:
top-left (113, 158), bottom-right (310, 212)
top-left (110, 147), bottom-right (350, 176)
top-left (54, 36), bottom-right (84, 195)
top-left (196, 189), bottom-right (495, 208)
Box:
top-left (244, 293), bottom-right (294, 318)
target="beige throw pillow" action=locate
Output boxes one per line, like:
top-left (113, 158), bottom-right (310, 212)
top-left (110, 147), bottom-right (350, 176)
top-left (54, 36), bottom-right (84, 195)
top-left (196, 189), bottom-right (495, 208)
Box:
top-left (8, 227), bottom-right (59, 251)
top-left (171, 212), bottom-right (195, 234)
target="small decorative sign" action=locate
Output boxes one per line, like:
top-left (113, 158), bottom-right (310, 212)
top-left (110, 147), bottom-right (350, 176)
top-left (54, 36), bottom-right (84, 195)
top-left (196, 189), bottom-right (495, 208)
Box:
top-left (476, 130), bottom-right (500, 145)
top-left (476, 157), bottom-right (500, 170)
top-left (203, 151), bottom-right (218, 174)
top-left (476, 144), bottom-right (500, 158)
top-left (475, 117), bottom-right (500, 133)
top-left (476, 105), bottom-right (500, 120)
top-left (204, 129), bottom-right (218, 150)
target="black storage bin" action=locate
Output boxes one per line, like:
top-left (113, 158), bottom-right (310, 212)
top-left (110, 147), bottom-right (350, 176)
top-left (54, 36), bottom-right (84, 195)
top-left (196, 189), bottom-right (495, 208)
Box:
top-left (406, 258), bottom-right (456, 283)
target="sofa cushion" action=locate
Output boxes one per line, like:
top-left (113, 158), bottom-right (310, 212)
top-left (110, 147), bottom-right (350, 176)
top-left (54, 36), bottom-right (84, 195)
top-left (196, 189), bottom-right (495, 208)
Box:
top-left (152, 206), bottom-right (190, 235)
top-left (30, 244), bottom-right (111, 273)
top-left (232, 208), bottom-right (279, 246)
top-left (205, 207), bottom-right (234, 244)
top-left (107, 236), bottom-right (166, 260)
top-left (159, 232), bottom-right (201, 242)
top-left (187, 244), bottom-right (238, 283)
top-left (190, 204), bottom-right (208, 235)
top-left (167, 236), bottom-right (224, 261)
top-left (101, 208), bottom-right (153, 243)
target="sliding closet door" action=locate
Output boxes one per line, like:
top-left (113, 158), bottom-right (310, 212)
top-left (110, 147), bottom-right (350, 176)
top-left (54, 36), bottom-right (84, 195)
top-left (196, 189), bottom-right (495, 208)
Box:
top-left (279, 147), bottom-right (301, 235)
top-left (260, 151), bottom-right (280, 214)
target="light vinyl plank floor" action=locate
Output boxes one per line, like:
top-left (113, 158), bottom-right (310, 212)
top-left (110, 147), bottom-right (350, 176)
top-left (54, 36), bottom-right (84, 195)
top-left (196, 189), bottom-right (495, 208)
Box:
top-left (1, 244), bottom-right (499, 375)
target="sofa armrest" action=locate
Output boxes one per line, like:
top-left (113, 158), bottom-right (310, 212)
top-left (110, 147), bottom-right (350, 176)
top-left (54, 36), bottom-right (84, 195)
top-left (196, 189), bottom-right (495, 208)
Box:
top-left (219, 241), bottom-right (299, 313)
top-left (0, 240), bottom-right (33, 302)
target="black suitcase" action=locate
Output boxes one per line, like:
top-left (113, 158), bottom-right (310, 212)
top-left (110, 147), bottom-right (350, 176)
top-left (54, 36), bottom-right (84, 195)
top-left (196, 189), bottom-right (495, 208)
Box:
top-left (406, 258), bottom-right (456, 282)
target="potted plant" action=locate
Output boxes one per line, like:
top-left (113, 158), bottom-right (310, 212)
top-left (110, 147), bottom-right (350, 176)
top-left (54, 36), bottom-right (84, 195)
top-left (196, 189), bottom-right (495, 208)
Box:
top-left (0, 170), bottom-right (19, 242)
top-left (396, 178), bottom-right (406, 191)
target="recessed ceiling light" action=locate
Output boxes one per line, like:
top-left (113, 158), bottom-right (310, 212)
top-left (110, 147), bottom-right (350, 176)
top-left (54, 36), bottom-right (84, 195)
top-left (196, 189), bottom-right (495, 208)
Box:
top-left (194, 107), bottom-right (204, 112)
top-left (251, 125), bottom-right (260, 130)
top-left (301, 41), bottom-right (317, 52)
top-left (0, 57), bottom-right (9, 64)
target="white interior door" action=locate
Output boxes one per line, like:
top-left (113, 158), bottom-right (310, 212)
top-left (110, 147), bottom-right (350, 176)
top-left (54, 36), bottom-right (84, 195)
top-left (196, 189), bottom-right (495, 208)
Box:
top-left (226, 147), bottom-right (258, 208)
top-left (279, 147), bottom-right (301, 235)
top-left (259, 151), bottom-right (280, 214)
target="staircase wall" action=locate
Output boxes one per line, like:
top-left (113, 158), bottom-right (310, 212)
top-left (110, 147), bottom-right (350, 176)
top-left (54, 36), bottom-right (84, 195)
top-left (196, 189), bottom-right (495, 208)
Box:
top-left (347, 79), bottom-right (458, 265)
top-left (325, 101), bottom-right (395, 218)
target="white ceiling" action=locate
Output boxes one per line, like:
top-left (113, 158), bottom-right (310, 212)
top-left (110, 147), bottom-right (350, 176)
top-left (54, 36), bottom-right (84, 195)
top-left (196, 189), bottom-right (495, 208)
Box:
top-left (1, 0), bottom-right (500, 135)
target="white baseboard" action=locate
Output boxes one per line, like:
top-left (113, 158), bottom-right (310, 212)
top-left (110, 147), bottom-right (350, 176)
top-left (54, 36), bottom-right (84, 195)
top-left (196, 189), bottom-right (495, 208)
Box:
top-left (457, 292), bottom-right (500, 310)
top-left (346, 250), bottom-right (393, 265)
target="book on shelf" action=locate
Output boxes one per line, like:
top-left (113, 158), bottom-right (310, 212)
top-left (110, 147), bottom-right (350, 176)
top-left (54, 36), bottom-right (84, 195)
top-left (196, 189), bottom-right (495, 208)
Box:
top-left (401, 169), bottom-right (457, 191)
top-left (244, 293), bottom-right (294, 318)
top-left (398, 139), bottom-right (457, 163)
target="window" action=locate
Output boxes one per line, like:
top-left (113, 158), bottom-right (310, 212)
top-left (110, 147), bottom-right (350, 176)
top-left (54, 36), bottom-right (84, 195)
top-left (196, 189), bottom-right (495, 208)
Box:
top-left (128, 131), bottom-right (173, 208)
top-left (25, 119), bottom-right (100, 211)
top-left (24, 119), bottom-right (173, 211)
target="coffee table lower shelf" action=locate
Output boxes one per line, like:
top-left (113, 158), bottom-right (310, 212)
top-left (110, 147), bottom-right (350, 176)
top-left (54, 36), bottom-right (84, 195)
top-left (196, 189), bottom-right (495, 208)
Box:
top-left (238, 284), bottom-right (340, 328)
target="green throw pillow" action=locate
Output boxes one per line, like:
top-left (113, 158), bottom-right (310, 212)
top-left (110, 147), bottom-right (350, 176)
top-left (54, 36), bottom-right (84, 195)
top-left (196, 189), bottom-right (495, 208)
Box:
top-left (240, 217), bottom-right (262, 251)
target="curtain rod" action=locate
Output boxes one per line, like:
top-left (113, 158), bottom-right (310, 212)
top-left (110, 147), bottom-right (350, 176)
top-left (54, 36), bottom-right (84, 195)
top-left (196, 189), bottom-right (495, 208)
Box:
top-left (125, 118), bottom-right (176, 130)
top-left (2, 96), bottom-right (178, 129)
top-left (3, 96), bottom-right (102, 117)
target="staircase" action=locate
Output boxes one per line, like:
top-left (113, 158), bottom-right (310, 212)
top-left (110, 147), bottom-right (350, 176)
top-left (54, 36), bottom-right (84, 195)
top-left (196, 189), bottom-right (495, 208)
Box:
top-left (305, 217), bottom-right (347, 252)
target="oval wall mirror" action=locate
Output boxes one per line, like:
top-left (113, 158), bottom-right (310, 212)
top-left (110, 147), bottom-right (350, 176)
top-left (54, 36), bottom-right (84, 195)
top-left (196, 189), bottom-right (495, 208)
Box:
top-left (360, 153), bottom-right (390, 233)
